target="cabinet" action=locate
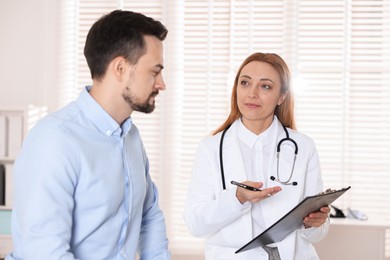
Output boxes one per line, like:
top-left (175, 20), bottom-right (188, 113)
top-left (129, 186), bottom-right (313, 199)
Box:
top-left (314, 217), bottom-right (390, 260)
top-left (0, 107), bottom-right (47, 257)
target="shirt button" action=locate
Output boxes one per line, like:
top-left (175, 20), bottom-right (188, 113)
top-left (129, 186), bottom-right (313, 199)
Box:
top-left (106, 130), bottom-right (112, 136)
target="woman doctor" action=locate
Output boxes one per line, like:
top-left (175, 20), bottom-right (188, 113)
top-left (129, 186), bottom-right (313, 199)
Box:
top-left (184, 52), bottom-right (330, 260)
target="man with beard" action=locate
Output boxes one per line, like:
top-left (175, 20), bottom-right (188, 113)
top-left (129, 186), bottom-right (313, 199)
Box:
top-left (7, 10), bottom-right (170, 260)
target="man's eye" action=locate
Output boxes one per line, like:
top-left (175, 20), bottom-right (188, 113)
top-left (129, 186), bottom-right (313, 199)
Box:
top-left (262, 84), bottom-right (271, 90)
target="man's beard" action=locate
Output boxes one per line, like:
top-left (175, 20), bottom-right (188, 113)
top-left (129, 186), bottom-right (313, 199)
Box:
top-left (123, 89), bottom-right (159, 114)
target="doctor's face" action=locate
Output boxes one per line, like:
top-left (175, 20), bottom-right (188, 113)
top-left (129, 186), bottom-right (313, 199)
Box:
top-left (237, 61), bottom-right (286, 131)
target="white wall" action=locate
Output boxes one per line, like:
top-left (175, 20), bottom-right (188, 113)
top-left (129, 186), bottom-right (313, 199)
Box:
top-left (0, 0), bottom-right (59, 111)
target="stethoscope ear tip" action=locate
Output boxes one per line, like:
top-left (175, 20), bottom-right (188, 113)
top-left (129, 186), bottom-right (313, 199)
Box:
top-left (270, 176), bottom-right (298, 186)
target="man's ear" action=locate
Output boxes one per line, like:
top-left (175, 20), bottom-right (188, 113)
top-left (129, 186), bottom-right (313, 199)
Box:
top-left (109, 56), bottom-right (127, 81)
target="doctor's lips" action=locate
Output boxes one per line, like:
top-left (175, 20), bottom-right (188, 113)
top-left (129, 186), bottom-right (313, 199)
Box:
top-left (245, 103), bottom-right (260, 108)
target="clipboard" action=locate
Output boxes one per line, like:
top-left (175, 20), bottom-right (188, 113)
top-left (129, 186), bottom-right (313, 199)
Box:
top-left (235, 186), bottom-right (351, 254)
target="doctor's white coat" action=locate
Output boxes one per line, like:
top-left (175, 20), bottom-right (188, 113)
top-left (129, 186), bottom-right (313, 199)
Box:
top-left (184, 119), bottom-right (329, 260)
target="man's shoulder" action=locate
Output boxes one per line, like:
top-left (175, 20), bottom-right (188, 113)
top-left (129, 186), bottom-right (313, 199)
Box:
top-left (29, 101), bottom-right (82, 136)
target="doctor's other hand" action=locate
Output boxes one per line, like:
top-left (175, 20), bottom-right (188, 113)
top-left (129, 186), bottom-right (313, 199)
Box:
top-left (235, 181), bottom-right (282, 204)
top-left (303, 206), bottom-right (330, 228)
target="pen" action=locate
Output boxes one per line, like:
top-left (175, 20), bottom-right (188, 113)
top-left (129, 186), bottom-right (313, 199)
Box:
top-left (231, 180), bottom-right (262, 191)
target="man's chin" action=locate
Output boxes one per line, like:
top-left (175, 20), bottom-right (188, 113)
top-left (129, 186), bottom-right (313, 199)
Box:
top-left (145, 105), bottom-right (155, 114)
top-left (145, 99), bottom-right (156, 113)
top-left (134, 104), bottom-right (155, 114)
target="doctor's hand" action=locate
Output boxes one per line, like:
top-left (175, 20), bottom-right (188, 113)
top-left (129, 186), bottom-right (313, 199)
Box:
top-left (303, 206), bottom-right (330, 228)
top-left (235, 181), bottom-right (282, 204)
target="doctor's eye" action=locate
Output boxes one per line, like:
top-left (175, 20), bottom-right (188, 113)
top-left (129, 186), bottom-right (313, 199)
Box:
top-left (152, 70), bottom-right (161, 77)
top-left (261, 84), bottom-right (272, 90)
top-left (240, 80), bottom-right (250, 87)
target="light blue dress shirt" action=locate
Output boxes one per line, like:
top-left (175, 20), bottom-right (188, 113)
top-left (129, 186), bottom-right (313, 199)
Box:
top-left (7, 87), bottom-right (170, 260)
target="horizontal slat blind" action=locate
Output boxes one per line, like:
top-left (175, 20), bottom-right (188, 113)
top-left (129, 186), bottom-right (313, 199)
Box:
top-left (172, 0), bottom-right (231, 251)
top-left (346, 0), bottom-right (390, 215)
top-left (294, 0), bottom-right (347, 195)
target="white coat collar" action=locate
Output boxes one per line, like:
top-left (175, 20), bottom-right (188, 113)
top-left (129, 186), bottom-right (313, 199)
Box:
top-left (221, 117), bottom-right (286, 183)
top-left (237, 117), bottom-right (278, 149)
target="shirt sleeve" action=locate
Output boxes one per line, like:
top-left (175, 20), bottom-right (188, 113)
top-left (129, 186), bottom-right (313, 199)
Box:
top-left (12, 123), bottom-right (79, 259)
top-left (183, 140), bottom-right (251, 238)
top-left (137, 158), bottom-right (170, 260)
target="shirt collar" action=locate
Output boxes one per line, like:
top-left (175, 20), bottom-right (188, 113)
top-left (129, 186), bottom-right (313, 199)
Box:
top-left (237, 116), bottom-right (278, 149)
top-left (77, 86), bottom-right (133, 137)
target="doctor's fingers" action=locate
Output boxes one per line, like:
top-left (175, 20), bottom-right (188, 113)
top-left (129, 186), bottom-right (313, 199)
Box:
top-left (303, 217), bottom-right (326, 228)
top-left (306, 206), bottom-right (330, 219)
top-left (303, 211), bottom-right (329, 227)
top-left (246, 187), bottom-right (283, 203)
top-left (308, 209), bottom-right (330, 220)
top-left (236, 190), bottom-right (267, 203)
top-left (236, 185), bottom-right (282, 203)
top-left (248, 190), bottom-right (278, 202)
top-left (320, 206), bottom-right (331, 214)
top-left (262, 186), bottom-right (282, 197)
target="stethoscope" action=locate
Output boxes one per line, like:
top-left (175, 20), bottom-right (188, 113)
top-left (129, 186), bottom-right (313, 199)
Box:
top-left (219, 123), bottom-right (298, 190)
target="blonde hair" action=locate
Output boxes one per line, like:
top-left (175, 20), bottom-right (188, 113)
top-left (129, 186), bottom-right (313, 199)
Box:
top-left (213, 52), bottom-right (296, 135)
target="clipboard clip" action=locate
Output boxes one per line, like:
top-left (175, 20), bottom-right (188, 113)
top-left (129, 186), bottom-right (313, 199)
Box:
top-left (317, 188), bottom-right (340, 195)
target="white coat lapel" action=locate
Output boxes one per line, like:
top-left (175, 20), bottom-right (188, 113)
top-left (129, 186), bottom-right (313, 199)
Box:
top-left (220, 121), bottom-right (253, 241)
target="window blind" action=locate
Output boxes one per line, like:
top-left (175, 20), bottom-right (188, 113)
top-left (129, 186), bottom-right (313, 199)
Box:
top-left (59, 0), bottom-right (390, 256)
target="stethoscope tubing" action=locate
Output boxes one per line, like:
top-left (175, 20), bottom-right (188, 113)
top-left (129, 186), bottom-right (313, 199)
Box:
top-left (219, 123), bottom-right (298, 190)
top-left (219, 124), bottom-right (232, 190)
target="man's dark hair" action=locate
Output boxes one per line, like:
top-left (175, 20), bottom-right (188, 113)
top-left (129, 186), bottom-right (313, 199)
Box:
top-left (84, 10), bottom-right (168, 80)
